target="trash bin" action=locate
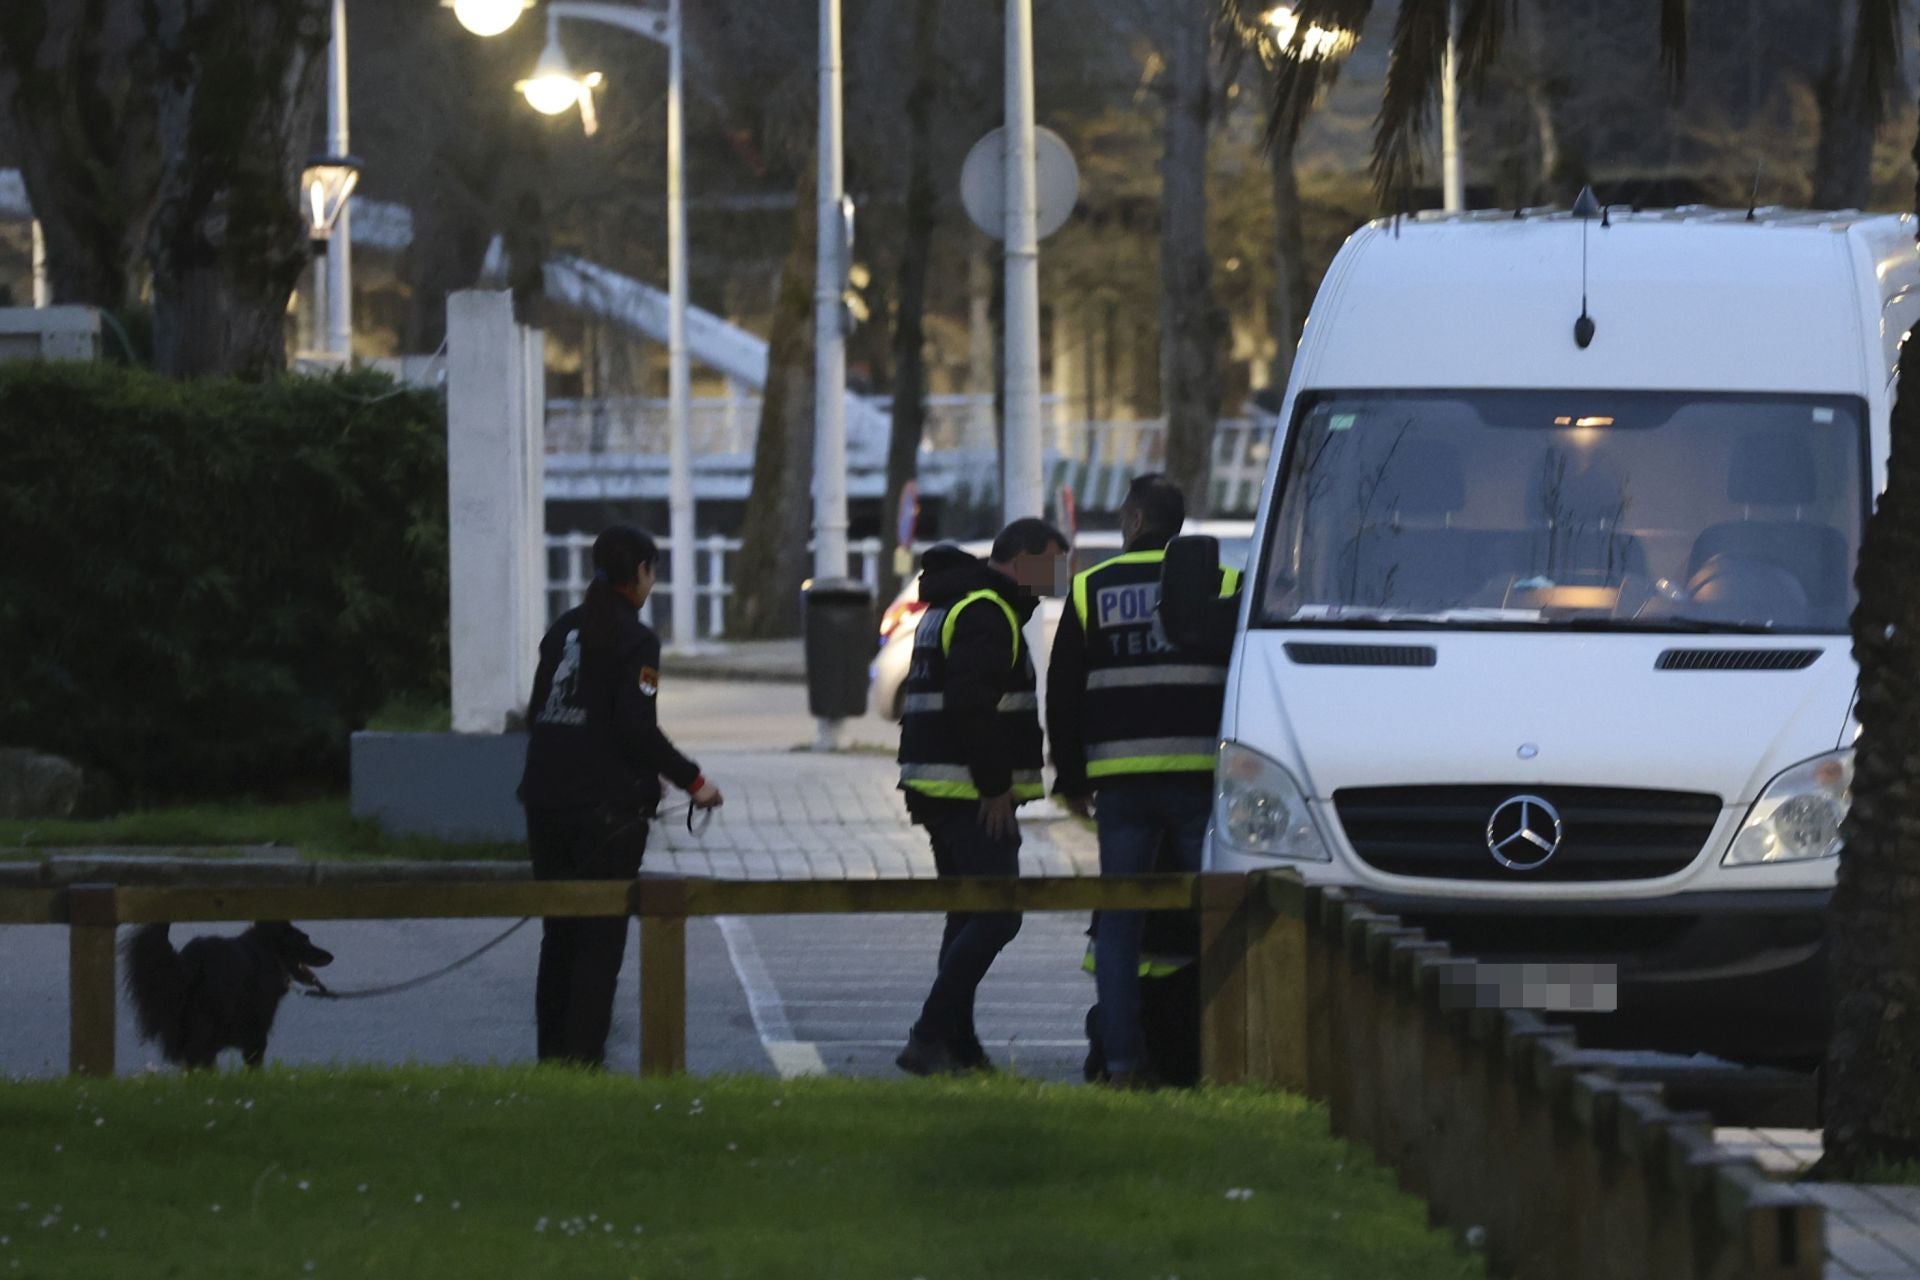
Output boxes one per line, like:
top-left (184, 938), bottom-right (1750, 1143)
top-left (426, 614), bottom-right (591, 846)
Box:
top-left (802, 577), bottom-right (876, 719)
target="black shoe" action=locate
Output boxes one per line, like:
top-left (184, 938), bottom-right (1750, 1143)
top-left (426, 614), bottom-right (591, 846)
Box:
top-left (896, 1031), bottom-right (961, 1077)
top-left (952, 1036), bottom-right (995, 1074)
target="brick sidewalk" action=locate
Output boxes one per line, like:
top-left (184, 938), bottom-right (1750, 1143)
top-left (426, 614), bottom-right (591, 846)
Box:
top-left (647, 748), bottom-right (1098, 879)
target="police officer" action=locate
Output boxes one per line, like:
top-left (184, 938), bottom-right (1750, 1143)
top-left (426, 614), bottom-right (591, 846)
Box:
top-left (895, 517), bottom-right (1069, 1076)
top-left (1047, 474), bottom-right (1239, 1086)
top-left (518, 525), bottom-right (723, 1067)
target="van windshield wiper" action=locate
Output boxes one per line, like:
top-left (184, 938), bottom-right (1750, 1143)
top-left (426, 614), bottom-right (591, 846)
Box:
top-left (1534, 617), bottom-right (1794, 635)
top-left (1276, 612), bottom-right (1801, 634)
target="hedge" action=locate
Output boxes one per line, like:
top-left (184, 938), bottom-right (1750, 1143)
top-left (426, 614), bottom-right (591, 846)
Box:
top-left (0, 361), bottom-right (449, 803)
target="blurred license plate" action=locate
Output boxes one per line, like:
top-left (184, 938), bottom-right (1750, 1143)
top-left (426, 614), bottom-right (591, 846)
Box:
top-left (1439, 962), bottom-right (1619, 1013)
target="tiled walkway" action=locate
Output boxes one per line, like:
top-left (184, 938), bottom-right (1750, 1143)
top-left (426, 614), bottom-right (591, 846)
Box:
top-left (1715, 1129), bottom-right (1920, 1278)
top-left (645, 749), bottom-right (1097, 880)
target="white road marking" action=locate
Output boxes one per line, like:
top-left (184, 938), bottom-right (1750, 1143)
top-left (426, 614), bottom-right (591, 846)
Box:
top-left (716, 916), bottom-right (828, 1078)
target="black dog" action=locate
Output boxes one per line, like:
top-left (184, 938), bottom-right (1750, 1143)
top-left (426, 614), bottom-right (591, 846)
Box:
top-left (122, 922), bottom-right (333, 1069)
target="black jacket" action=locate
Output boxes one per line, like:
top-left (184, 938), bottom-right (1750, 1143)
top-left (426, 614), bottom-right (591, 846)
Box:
top-left (517, 598), bottom-right (701, 811)
top-left (902, 546), bottom-right (1040, 817)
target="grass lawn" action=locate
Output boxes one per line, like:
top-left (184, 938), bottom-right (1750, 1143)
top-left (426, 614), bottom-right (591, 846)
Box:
top-left (0, 1068), bottom-right (1477, 1280)
top-left (0, 798), bottom-right (522, 862)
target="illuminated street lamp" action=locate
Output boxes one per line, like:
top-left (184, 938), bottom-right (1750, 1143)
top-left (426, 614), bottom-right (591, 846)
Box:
top-left (450, 0), bottom-right (532, 38)
top-left (457, 0), bottom-right (702, 653)
top-left (515, 17), bottom-right (602, 133)
top-left (1261, 5), bottom-right (1358, 60)
top-left (301, 154), bottom-right (361, 243)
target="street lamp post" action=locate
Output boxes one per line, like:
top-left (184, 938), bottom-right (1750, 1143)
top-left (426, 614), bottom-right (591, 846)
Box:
top-left (1441, 0), bottom-right (1463, 211)
top-left (1001, 0), bottom-right (1043, 524)
top-left (326, 0), bottom-right (353, 360)
top-left (814, 0), bottom-right (848, 587)
top-left (456, 0), bottom-right (700, 655)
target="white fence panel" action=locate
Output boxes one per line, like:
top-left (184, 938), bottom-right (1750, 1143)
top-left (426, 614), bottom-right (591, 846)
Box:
top-left (546, 534), bottom-right (890, 642)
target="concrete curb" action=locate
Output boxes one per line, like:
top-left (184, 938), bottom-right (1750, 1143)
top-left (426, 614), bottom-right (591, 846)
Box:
top-left (0, 856), bottom-right (531, 888)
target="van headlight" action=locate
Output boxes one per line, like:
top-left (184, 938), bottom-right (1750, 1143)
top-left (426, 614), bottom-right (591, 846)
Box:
top-left (1214, 741), bottom-right (1330, 861)
top-left (1724, 750), bottom-right (1853, 866)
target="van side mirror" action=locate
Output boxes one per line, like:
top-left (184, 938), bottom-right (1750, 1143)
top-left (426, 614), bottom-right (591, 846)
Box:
top-left (1160, 535), bottom-right (1238, 657)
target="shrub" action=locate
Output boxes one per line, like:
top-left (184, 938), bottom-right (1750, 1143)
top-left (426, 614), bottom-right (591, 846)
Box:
top-left (0, 361), bottom-right (448, 802)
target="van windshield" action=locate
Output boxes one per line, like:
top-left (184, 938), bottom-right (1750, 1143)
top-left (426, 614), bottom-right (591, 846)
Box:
top-left (1258, 390), bottom-right (1867, 634)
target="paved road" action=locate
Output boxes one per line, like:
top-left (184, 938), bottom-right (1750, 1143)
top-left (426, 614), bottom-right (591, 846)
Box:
top-left (0, 681), bottom-right (1102, 1081)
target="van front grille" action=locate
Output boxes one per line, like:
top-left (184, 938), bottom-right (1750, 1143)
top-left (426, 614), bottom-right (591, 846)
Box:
top-left (1332, 785), bottom-right (1722, 882)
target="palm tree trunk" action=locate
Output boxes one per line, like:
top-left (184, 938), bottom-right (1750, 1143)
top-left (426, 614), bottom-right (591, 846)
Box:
top-left (1811, 0), bottom-right (1877, 210)
top-left (730, 162), bottom-right (819, 639)
top-left (1823, 96), bottom-right (1920, 1176)
top-left (1159, 0), bottom-right (1223, 518)
top-left (1267, 130), bottom-right (1306, 394)
top-left (881, 0), bottom-right (941, 601)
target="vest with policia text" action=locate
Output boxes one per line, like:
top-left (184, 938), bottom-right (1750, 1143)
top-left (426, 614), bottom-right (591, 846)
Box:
top-left (897, 590), bottom-right (1046, 801)
top-left (1071, 550), bottom-right (1241, 780)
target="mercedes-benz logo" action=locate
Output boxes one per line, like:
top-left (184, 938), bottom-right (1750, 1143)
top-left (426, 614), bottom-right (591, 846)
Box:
top-left (1486, 794), bottom-right (1564, 871)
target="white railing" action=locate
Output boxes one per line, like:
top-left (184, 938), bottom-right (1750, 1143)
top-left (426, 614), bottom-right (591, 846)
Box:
top-left (546, 395), bottom-right (763, 457)
top-left (546, 533), bottom-right (895, 641)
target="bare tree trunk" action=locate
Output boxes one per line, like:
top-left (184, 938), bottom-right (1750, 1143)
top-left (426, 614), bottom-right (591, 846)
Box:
top-left (1812, 0), bottom-right (1877, 211)
top-left (1823, 97), bottom-right (1920, 1177)
top-left (0, 0), bottom-right (162, 308)
top-left (145, 0), bottom-right (331, 380)
top-left (1267, 131), bottom-right (1306, 395)
top-left (1157, 0), bottom-right (1223, 518)
top-left (730, 163), bottom-right (819, 639)
top-left (881, 0), bottom-right (941, 601)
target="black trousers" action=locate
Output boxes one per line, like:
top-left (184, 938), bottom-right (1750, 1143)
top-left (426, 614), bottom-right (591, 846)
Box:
top-left (910, 803), bottom-right (1023, 1049)
top-left (526, 803), bottom-right (649, 1067)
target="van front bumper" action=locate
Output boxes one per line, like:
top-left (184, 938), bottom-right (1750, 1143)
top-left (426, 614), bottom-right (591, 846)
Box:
top-left (1357, 887), bottom-right (1830, 1067)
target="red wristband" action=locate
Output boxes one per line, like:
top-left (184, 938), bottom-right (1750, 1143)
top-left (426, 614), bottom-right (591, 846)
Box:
top-left (686, 775), bottom-right (707, 794)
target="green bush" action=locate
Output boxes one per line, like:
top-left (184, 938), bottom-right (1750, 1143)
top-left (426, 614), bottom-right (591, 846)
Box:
top-left (0, 361), bottom-right (448, 802)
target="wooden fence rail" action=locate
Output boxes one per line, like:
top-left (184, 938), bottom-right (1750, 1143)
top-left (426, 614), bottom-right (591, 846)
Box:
top-left (0, 872), bottom-right (1303, 1090)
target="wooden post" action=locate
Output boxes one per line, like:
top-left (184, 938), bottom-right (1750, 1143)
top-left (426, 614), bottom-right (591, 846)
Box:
top-left (636, 879), bottom-right (687, 1077)
top-left (67, 884), bottom-right (118, 1078)
top-left (1198, 873), bottom-right (1250, 1084)
top-left (1246, 873), bottom-right (1310, 1092)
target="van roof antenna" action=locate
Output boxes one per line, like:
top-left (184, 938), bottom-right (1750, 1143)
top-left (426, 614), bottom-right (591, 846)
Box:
top-left (1747, 159), bottom-right (1764, 220)
top-left (1572, 185), bottom-right (1601, 349)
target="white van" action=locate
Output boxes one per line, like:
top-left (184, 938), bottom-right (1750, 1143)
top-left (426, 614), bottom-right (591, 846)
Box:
top-left (1185, 207), bottom-right (1920, 1064)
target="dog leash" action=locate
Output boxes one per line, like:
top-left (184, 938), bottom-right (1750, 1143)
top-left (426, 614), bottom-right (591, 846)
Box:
top-left (302, 801), bottom-right (717, 1003)
top-left (300, 917), bottom-right (534, 1001)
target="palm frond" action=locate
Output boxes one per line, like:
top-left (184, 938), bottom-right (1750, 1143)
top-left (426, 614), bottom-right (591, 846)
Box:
top-left (1453, 0), bottom-right (1513, 92)
top-left (1237, 0), bottom-right (1374, 149)
top-left (1369, 0), bottom-right (1451, 209)
top-left (1658, 0), bottom-right (1688, 94)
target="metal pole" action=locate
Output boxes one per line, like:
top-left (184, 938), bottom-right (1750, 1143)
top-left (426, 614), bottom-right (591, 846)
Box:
top-left (326, 0), bottom-right (353, 361)
top-left (29, 220), bottom-right (47, 308)
top-left (1441, 0), bottom-right (1464, 212)
top-left (1002, 0), bottom-right (1044, 522)
top-left (665, 0), bottom-right (698, 653)
top-left (813, 0), bottom-right (848, 750)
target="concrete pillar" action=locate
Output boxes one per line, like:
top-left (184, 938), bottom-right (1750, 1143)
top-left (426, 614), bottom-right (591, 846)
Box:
top-left (447, 290), bottom-right (546, 734)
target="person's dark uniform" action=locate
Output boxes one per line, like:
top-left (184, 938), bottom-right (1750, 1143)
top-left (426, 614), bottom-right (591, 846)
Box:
top-left (1081, 851), bottom-right (1200, 1086)
top-left (895, 544), bottom-right (1046, 1072)
top-left (1049, 543), bottom-right (1239, 1079)
top-left (518, 591), bottom-right (704, 1066)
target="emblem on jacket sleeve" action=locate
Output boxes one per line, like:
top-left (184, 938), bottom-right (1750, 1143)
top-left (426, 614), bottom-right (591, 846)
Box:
top-left (639, 666), bottom-right (660, 697)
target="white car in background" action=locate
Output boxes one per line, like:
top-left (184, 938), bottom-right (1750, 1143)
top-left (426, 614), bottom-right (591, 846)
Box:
top-left (869, 522), bottom-right (1256, 722)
